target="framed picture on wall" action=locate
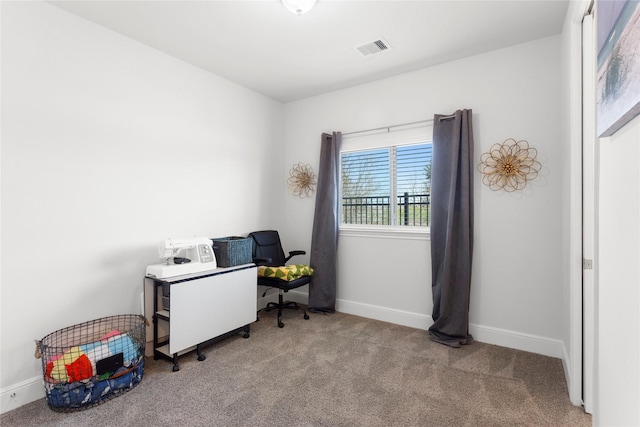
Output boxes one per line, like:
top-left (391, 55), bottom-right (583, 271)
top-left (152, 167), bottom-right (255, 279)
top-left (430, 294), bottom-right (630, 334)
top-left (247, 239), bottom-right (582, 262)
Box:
top-left (596, 0), bottom-right (640, 137)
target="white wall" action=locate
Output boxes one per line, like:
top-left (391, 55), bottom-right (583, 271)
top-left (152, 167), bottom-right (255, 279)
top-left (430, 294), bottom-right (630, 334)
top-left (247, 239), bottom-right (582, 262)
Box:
top-left (596, 115), bottom-right (640, 426)
top-left (2, 1), bottom-right (600, 417)
top-left (0, 1), bottom-right (283, 412)
top-left (282, 36), bottom-right (565, 356)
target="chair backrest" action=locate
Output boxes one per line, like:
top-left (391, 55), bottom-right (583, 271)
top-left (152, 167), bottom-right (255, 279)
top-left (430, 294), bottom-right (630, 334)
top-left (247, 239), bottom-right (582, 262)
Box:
top-left (248, 230), bottom-right (286, 267)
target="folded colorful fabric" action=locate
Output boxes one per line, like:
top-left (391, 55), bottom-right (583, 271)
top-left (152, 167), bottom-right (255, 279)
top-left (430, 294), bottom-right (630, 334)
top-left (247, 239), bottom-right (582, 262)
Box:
top-left (46, 346), bottom-right (90, 382)
top-left (44, 330), bottom-right (138, 384)
top-left (65, 354), bottom-right (93, 383)
top-left (257, 264), bottom-right (313, 281)
top-left (105, 333), bottom-right (136, 364)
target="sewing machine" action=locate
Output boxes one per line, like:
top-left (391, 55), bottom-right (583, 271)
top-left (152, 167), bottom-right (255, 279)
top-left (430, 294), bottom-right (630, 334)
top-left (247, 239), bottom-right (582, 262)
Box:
top-left (145, 237), bottom-right (217, 279)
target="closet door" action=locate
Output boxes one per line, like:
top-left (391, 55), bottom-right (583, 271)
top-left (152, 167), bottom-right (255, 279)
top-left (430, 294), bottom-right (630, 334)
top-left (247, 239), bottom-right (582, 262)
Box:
top-left (581, 10), bottom-right (595, 415)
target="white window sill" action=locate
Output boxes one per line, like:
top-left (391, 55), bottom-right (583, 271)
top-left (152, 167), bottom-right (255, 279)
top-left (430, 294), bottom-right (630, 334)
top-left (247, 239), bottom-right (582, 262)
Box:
top-left (339, 225), bottom-right (430, 240)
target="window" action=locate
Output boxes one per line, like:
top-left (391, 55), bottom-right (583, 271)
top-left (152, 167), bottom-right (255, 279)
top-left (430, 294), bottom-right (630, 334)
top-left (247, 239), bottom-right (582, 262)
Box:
top-left (341, 141), bottom-right (432, 227)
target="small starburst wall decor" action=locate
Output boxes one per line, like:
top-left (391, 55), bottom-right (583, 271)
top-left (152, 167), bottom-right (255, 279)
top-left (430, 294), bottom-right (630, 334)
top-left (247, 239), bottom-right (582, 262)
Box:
top-left (287, 163), bottom-right (317, 198)
top-left (478, 138), bottom-right (541, 192)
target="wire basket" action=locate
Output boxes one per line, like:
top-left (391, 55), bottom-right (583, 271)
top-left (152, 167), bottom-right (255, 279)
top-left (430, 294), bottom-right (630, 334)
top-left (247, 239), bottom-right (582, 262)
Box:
top-left (35, 314), bottom-right (146, 412)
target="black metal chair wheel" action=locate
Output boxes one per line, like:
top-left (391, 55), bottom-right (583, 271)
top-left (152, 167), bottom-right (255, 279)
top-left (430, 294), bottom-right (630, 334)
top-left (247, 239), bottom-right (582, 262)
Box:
top-left (278, 322), bottom-right (284, 328)
top-left (304, 314), bottom-right (310, 320)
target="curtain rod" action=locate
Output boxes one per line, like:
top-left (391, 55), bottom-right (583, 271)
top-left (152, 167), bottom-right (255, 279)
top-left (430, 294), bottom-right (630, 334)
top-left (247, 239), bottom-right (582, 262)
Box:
top-left (342, 114), bottom-right (456, 137)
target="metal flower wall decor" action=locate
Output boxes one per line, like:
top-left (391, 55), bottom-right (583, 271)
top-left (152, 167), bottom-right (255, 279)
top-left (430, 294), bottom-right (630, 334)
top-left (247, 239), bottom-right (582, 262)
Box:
top-left (287, 163), bottom-right (317, 198)
top-left (478, 138), bottom-right (541, 192)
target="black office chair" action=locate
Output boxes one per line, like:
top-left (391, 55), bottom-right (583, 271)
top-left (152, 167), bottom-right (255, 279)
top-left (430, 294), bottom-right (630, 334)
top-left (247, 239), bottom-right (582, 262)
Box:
top-left (248, 230), bottom-right (311, 328)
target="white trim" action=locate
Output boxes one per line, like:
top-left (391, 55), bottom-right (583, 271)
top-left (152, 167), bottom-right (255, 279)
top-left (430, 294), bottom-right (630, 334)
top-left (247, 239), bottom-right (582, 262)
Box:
top-left (341, 122), bottom-right (433, 152)
top-left (335, 297), bottom-right (564, 358)
top-left (564, 0), bottom-right (593, 407)
top-left (561, 341), bottom-right (577, 405)
top-left (339, 225), bottom-right (430, 240)
top-left (336, 298), bottom-right (431, 330)
top-left (469, 323), bottom-right (563, 359)
top-left (582, 10), bottom-right (596, 414)
top-left (263, 290), bottom-right (565, 358)
top-left (340, 125), bottom-right (433, 230)
top-left (0, 376), bottom-right (44, 415)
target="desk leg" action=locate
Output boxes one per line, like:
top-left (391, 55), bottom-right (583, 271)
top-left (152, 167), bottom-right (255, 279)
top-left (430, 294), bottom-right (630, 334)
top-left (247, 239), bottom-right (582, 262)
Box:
top-left (196, 343), bottom-right (206, 361)
top-left (172, 353), bottom-right (180, 372)
top-left (241, 324), bottom-right (250, 338)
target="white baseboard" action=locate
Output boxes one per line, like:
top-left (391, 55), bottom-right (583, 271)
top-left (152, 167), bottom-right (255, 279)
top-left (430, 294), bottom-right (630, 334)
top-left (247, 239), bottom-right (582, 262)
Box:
top-left (561, 341), bottom-right (571, 383)
top-left (335, 297), bottom-right (564, 359)
top-left (469, 323), bottom-right (563, 359)
top-left (0, 376), bottom-right (44, 415)
top-left (560, 341), bottom-right (583, 407)
top-left (336, 298), bottom-right (431, 330)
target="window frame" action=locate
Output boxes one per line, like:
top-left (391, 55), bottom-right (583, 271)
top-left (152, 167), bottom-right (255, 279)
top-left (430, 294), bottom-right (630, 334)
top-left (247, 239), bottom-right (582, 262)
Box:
top-left (339, 123), bottom-right (433, 239)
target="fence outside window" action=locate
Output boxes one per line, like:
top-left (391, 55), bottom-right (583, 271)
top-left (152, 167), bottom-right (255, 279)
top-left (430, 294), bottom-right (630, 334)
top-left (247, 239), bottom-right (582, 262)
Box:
top-left (342, 192), bottom-right (431, 226)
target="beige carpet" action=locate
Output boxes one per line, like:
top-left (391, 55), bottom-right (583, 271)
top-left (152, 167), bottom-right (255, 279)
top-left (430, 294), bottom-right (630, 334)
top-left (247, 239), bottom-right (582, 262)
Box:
top-left (1, 309), bottom-right (591, 426)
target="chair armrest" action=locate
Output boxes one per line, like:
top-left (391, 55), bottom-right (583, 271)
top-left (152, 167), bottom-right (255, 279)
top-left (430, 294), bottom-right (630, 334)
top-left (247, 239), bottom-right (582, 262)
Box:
top-left (253, 257), bottom-right (272, 266)
top-left (284, 250), bottom-right (306, 263)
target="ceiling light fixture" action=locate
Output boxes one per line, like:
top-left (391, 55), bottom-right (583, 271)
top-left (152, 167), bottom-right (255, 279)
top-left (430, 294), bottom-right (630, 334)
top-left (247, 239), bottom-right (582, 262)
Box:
top-left (282, 0), bottom-right (317, 15)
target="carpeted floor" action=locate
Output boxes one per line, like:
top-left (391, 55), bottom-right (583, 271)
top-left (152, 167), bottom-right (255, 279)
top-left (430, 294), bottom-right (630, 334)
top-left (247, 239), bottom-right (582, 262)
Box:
top-left (2, 309), bottom-right (591, 426)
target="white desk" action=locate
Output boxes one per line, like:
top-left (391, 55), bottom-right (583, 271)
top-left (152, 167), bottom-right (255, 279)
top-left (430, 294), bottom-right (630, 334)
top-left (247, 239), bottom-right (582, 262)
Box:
top-left (144, 264), bottom-right (256, 371)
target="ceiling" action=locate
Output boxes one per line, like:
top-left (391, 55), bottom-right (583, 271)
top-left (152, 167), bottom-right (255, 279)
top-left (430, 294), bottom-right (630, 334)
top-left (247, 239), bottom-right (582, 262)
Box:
top-left (49, 0), bottom-right (569, 103)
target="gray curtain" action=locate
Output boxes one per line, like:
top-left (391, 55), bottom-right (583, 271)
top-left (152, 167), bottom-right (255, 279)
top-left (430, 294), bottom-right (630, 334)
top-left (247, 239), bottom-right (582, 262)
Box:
top-left (428, 109), bottom-right (474, 348)
top-left (309, 132), bottom-right (342, 313)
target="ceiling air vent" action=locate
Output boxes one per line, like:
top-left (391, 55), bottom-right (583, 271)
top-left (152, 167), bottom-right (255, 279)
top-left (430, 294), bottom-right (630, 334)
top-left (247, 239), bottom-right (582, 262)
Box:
top-left (355, 39), bottom-right (391, 57)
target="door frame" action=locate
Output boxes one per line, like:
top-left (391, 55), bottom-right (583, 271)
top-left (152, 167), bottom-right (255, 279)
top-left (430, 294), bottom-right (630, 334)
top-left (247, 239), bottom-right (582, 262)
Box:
top-left (581, 9), bottom-right (596, 414)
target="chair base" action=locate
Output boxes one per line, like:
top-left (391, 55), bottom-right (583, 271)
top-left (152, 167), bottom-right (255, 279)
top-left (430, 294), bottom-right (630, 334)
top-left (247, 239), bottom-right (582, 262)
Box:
top-left (258, 289), bottom-right (310, 328)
